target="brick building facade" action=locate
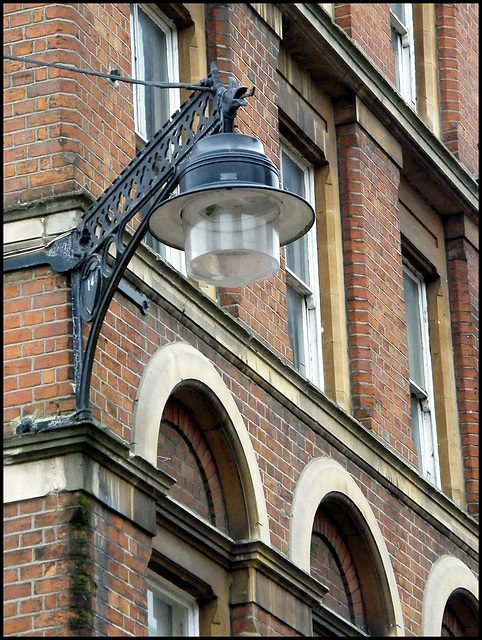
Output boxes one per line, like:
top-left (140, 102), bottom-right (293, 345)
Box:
top-left (4, 3), bottom-right (478, 636)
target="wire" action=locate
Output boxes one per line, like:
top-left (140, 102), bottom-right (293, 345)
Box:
top-left (3, 53), bottom-right (214, 92)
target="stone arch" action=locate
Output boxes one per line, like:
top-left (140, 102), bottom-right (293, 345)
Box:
top-left (132, 341), bottom-right (270, 544)
top-left (422, 555), bottom-right (479, 636)
top-left (289, 457), bottom-right (404, 636)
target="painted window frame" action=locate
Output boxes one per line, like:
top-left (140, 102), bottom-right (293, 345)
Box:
top-left (281, 143), bottom-right (324, 390)
top-left (130, 3), bottom-right (179, 142)
top-left (403, 261), bottom-right (441, 488)
top-left (130, 3), bottom-right (185, 273)
top-left (390, 3), bottom-right (416, 109)
top-left (147, 572), bottom-right (199, 637)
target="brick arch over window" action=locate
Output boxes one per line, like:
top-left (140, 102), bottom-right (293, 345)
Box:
top-left (131, 342), bottom-right (270, 543)
top-left (289, 457), bottom-right (404, 636)
top-left (422, 556), bottom-right (478, 636)
top-left (311, 508), bottom-right (368, 632)
top-left (158, 397), bottom-right (228, 534)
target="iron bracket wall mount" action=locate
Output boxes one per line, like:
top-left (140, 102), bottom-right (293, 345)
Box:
top-left (15, 62), bottom-right (254, 433)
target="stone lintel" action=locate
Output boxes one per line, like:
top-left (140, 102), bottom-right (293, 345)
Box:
top-left (3, 421), bottom-right (175, 535)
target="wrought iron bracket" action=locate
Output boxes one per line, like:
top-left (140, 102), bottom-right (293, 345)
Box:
top-left (13, 62), bottom-right (254, 432)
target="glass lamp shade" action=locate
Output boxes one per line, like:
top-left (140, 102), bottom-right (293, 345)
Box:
top-left (182, 187), bottom-right (280, 287)
top-left (148, 133), bottom-right (314, 287)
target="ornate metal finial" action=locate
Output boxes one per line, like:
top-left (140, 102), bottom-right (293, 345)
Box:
top-left (210, 61), bottom-right (255, 133)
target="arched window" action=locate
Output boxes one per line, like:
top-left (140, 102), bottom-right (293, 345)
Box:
top-left (289, 457), bottom-right (404, 636)
top-left (422, 556), bottom-right (479, 637)
top-left (132, 342), bottom-right (272, 635)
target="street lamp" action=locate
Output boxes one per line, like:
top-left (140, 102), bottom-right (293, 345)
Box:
top-left (150, 132), bottom-right (314, 287)
top-left (11, 61), bottom-right (314, 430)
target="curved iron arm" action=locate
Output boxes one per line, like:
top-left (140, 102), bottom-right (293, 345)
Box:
top-left (17, 62), bottom-right (253, 432)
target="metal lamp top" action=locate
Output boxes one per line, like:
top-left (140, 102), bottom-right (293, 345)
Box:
top-left (148, 133), bottom-right (315, 249)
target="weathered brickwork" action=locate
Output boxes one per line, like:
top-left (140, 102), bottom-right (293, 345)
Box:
top-left (4, 3), bottom-right (135, 208)
top-left (3, 492), bottom-right (153, 636)
top-left (89, 499), bottom-right (152, 636)
top-left (334, 3), bottom-right (396, 86)
top-left (335, 121), bottom-right (417, 464)
top-left (436, 4), bottom-right (479, 178)
top-left (3, 267), bottom-right (75, 431)
top-left (4, 493), bottom-right (81, 636)
top-left (447, 237), bottom-right (479, 518)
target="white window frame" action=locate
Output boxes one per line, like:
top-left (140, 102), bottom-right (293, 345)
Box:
top-left (130, 4), bottom-right (185, 274)
top-left (130, 3), bottom-right (179, 143)
top-left (281, 144), bottom-right (324, 390)
top-left (147, 572), bottom-right (199, 637)
top-left (390, 3), bottom-right (416, 109)
top-left (403, 263), bottom-right (441, 488)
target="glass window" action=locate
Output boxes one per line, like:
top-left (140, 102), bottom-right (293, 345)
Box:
top-left (403, 264), bottom-right (440, 488)
top-left (390, 3), bottom-right (416, 108)
top-left (130, 4), bottom-right (178, 141)
top-left (147, 574), bottom-right (199, 637)
top-left (130, 4), bottom-right (185, 273)
top-left (282, 146), bottom-right (323, 389)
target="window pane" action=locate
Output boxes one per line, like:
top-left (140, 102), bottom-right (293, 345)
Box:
top-left (138, 8), bottom-right (169, 138)
top-left (287, 285), bottom-right (306, 376)
top-left (286, 237), bottom-right (310, 285)
top-left (148, 589), bottom-right (173, 636)
top-left (282, 144), bottom-right (322, 388)
top-left (148, 586), bottom-right (190, 637)
top-left (391, 28), bottom-right (401, 89)
top-left (282, 151), bottom-right (305, 198)
top-left (282, 151), bottom-right (310, 284)
top-left (403, 270), bottom-right (425, 389)
top-left (131, 5), bottom-right (170, 140)
top-left (410, 394), bottom-right (422, 463)
top-left (390, 3), bottom-right (405, 24)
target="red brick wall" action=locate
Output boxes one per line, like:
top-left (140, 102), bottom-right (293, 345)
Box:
top-left (3, 276), bottom-right (478, 634)
top-left (334, 4), bottom-right (479, 181)
top-left (90, 498), bottom-right (152, 635)
top-left (436, 4), bottom-right (479, 179)
top-left (335, 121), bottom-right (417, 464)
top-left (334, 3), bottom-right (396, 86)
top-left (3, 267), bottom-right (75, 434)
top-left (4, 3), bottom-right (135, 209)
top-left (4, 491), bottom-right (153, 636)
top-left (4, 495), bottom-right (71, 635)
top-left (447, 237), bottom-right (479, 518)
top-left (349, 465), bottom-right (477, 635)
